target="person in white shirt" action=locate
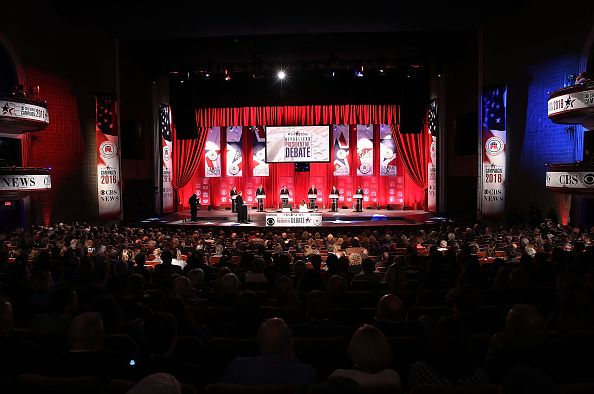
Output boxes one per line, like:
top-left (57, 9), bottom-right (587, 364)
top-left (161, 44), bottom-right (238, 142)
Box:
top-left (299, 199), bottom-right (309, 212)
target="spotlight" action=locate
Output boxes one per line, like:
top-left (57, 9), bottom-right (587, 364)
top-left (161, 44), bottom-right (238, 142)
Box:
top-left (224, 69), bottom-right (231, 81)
top-left (355, 66), bottom-right (364, 78)
top-left (277, 70), bottom-right (287, 80)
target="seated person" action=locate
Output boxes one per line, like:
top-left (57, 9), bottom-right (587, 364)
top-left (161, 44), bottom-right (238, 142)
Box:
top-left (299, 199), bottom-right (309, 212)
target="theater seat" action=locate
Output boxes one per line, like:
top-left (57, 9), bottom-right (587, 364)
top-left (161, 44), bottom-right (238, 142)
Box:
top-left (108, 379), bottom-right (197, 394)
top-left (204, 383), bottom-right (297, 394)
top-left (560, 383), bottom-right (594, 394)
top-left (17, 374), bottom-right (104, 394)
top-left (410, 384), bottom-right (499, 394)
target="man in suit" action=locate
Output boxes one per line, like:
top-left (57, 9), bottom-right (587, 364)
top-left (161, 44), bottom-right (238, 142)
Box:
top-left (280, 185), bottom-right (290, 208)
top-left (189, 194), bottom-right (198, 222)
top-left (330, 185), bottom-right (339, 212)
top-left (307, 184), bottom-right (318, 210)
top-left (256, 185), bottom-right (265, 212)
top-left (230, 186), bottom-right (238, 213)
top-left (355, 186), bottom-right (364, 212)
top-left (235, 191), bottom-right (245, 223)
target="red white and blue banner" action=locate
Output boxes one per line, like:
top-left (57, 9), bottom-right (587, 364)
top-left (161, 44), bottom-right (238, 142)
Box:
top-left (427, 99), bottom-right (438, 212)
top-left (333, 124), bottom-right (350, 176)
top-left (356, 125), bottom-right (374, 176)
top-left (379, 124), bottom-right (397, 176)
top-left (96, 94), bottom-right (122, 220)
top-left (481, 86), bottom-right (507, 219)
top-left (226, 126), bottom-right (243, 177)
top-left (205, 127), bottom-right (222, 177)
top-left (252, 126), bottom-right (269, 176)
top-left (160, 104), bottom-right (174, 212)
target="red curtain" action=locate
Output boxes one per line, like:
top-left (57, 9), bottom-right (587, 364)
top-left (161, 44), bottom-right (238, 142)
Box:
top-left (195, 104), bottom-right (399, 127)
top-left (172, 126), bottom-right (207, 191)
top-left (390, 124), bottom-right (431, 209)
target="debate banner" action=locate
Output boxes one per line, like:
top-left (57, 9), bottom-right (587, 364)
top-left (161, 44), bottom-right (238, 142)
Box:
top-left (356, 125), bottom-right (374, 176)
top-left (481, 86), bottom-right (507, 219)
top-left (333, 125), bottom-right (350, 176)
top-left (96, 94), bottom-right (122, 220)
top-left (159, 104), bottom-right (174, 212)
top-left (205, 127), bottom-right (222, 177)
top-left (252, 127), bottom-right (269, 176)
top-left (379, 124), bottom-right (397, 176)
top-left (226, 126), bottom-right (243, 177)
top-left (428, 99), bottom-right (438, 212)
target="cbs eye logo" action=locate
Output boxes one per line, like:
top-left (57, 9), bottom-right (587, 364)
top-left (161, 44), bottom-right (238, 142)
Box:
top-left (266, 217), bottom-right (276, 226)
top-left (584, 173), bottom-right (594, 186)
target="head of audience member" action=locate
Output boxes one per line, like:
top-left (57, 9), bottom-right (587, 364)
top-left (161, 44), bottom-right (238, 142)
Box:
top-left (160, 249), bottom-right (173, 265)
top-left (276, 276), bottom-right (299, 306)
top-left (220, 272), bottom-right (240, 293)
top-left (495, 264), bottom-right (514, 289)
top-left (348, 324), bottom-right (392, 373)
top-left (361, 258), bottom-right (375, 274)
top-left (310, 254), bottom-right (322, 271)
top-left (449, 283), bottom-right (481, 315)
top-left (257, 318), bottom-right (293, 357)
top-left (174, 276), bottom-right (196, 299)
top-left (327, 275), bottom-right (348, 297)
top-left (143, 312), bottom-right (178, 357)
top-left (427, 315), bottom-right (475, 381)
top-left (30, 270), bottom-right (53, 295)
top-left (187, 268), bottom-right (205, 288)
top-left (375, 294), bottom-right (403, 323)
top-left (503, 304), bottom-right (547, 351)
top-left (127, 372), bottom-right (182, 394)
top-left (69, 312), bottom-right (104, 352)
top-left (556, 279), bottom-right (594, 331)
top-left (0, 298), bottom-right (13, 336)
top-left (306, 290), bottom-right (331, 322)
top-left (134, 252), bottom-right (147, 269)
top-left (383, 263), bottom-right (406, 293)
top-left (48, 286), bottom-right (78, 316)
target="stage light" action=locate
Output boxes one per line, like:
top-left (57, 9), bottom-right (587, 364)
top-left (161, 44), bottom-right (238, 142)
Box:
top-left (277, 70), bottom-right (287, 80)
top-left (224, 69), bottom-right (231, 81)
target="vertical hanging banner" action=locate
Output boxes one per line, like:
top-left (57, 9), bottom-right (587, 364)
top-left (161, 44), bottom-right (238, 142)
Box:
top-left (356, 125), bottom-right (374, 176)
top-left (333, 125), bottom-right (350, 176)
top-left (379, 124), bottom-right (397, 176)
top-left (96, 94), bottom-right (122, 220)
top-left (252, 127), bottom-right (269, 176)
top-left (226, 126), bottom-right (243, 177)
top-left (427, 99), bottom-right (438, 212)
top-left (205, 127), bottom-right (222, 177)
top-left (481, 86), bottom-right (507, 219)
top-left (160, 104), bottom-right (174, 212)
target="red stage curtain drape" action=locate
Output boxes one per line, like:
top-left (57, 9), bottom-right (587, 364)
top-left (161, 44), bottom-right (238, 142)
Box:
top-left (195, 104), bottom-right (399, 127)
top-left (172, 125), bottom-right (207, 192)
top-left (390, 124), bottom-right (431, 209)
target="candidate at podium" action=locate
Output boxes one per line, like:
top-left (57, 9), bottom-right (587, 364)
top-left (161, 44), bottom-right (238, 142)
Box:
top-left (235, 191), bottom-right (246, 222)
top-left (307, 184), bottom-right (318, 210)
top-left (256, 185), bottom-right (266, 212)
top-left (354, 186), bottom-right (364, 212)
top-left (230, 186), bottom-right (238, 213)
top-left (330, 185), bottom-right (339, 212)
top-left (280, 185), bottom-right (290, 207)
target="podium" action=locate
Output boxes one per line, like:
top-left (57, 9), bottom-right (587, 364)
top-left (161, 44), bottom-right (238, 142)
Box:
top-left (329, 194), bottom-right (339, 212)
top-left (280, 193), bottom-right (290, 208)
top-left (230, 195), bottom-right (237, 213)
top-left (308, 194), bottom-right (318, 210)
top-left (239, 204), bottom-right (249, 223)
top-left (353, 194), bottom-right (363, 212)
top-left (256, 195), bottom-right (266, 211)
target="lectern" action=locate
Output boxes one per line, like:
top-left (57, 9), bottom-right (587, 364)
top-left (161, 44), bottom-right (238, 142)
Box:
top-left (353, 194), bottom-right (363, 212)
top-left (256, 195), bottom-right (266, 212)
top-left (329, 194), bottom-right (339, 212)
top-left (308, 194), bottom-right (318, 210)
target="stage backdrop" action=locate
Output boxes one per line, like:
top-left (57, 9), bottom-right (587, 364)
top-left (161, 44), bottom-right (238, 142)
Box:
top-left (160, 104), bottom-right (174, 212)
top-left (173, 104), bottom-right (428, 211)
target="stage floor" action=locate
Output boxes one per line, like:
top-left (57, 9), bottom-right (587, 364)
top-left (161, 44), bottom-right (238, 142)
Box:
top-left (141, 209), bottom-right (437, 229)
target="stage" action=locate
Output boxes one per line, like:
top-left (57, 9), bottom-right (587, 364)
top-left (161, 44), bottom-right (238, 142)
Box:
top-left (139, 208), bottom-right (437, 229)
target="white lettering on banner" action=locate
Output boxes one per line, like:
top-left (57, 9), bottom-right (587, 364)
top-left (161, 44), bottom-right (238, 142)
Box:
top-left (0, 100), bottom-right (50, 123)
top-left (265, 212), bottom-right (323, 227)
top-left (547, 89), bottom-right (594, 116)
top-left (546, 172), bottom-right (594, 189)
top-left (0, 174), bottom-right (51, 191)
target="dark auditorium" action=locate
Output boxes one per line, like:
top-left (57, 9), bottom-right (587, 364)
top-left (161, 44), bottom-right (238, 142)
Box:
top-left (2, 2), bottom-right (594, 394)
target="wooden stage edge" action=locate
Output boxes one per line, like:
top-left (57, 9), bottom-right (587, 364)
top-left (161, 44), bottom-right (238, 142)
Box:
top-left (139, 209), bottom-right (442, 229)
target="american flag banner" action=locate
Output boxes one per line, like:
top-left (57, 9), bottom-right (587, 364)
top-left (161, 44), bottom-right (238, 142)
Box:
top-left (356, 125), bottom-right (374, 176)
top-left (160, 104), bottom-right (174, 212)
top-left (333, 125), bottom-right (350, 176)
top-left (379, 124), bottom-right (397, 176)
top-left (252, 127), bottom-right (269, 176)
top-left (226, 126), bottom-right (243, 177)
top-left (96, 94), bottom-right (122, 220)
top-left (428, 99), bottom-right (438, 212)
top-left (205, 127), bottom-right (222, 177)
top-left (481, 86), bottom-right (507, 219)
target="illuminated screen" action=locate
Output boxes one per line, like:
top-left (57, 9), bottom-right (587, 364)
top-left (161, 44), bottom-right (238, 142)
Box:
top-left (265, 125), bottom-right (330, 163)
